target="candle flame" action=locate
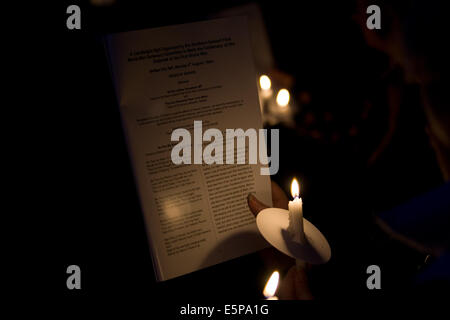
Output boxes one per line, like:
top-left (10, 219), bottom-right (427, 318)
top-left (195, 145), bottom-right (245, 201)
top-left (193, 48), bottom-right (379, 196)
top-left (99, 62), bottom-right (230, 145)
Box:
top-left (276, 89), bottom-right (290, 107)
top-left (291, 178), bottom-right (300, 198)
top-left (263, 271), bottom-right (279, 298)
top-left (259, 75), bottom-right (271, 90)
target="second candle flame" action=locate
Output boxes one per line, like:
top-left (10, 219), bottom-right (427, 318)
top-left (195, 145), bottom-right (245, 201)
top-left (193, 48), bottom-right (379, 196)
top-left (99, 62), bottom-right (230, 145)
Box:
top-left (291, 178), bottom-right (300, 199)
top-left (263, 271), bottom-right (280, 298)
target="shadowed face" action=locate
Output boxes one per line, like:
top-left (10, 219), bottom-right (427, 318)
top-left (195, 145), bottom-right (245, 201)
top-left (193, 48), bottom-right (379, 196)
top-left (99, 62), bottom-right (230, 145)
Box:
top-left (356, 0), bottom-right (450, 180)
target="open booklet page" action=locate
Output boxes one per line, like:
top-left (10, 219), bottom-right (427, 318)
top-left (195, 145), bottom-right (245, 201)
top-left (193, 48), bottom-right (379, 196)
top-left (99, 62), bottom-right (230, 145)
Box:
top-left (105, 17), bottom-right (272, 281)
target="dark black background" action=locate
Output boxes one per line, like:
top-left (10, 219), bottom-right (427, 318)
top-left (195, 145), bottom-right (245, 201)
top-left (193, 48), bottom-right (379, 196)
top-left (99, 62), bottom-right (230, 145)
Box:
top-left (24, 0), bottom-right (446, 310)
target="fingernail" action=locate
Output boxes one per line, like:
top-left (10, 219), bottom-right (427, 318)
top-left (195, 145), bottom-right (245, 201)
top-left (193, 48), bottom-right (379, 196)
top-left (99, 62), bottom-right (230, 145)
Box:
top-left (247, 193), bottom-right (255, 201)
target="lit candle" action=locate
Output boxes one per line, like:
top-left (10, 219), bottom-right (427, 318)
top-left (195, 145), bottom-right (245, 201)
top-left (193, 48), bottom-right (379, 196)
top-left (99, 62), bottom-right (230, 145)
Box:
top-left (276, 88), bottom-right (290, 109)
top-left (263, 271), bottom-right (279, 300)
top-left (259, 75), bottom-right (273, 117)
top-left (287, 178), bottom-right (306, 244)
top-left (259, 75), bottom-right (272, 99)
top-left (256, 178), bottom-right (331, 266)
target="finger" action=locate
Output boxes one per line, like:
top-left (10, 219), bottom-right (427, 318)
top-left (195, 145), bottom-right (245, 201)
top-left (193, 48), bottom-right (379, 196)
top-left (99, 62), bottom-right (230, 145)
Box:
top-left (247, 193), bottom-right (269, 217)
top-left (293, 266), bottom-right (314, 300)
top-left (277, 267), bottom-right (297, 300)
top-left (278, 266), bottom-right (314, 300)
top-left (271, 181), bottom-right (289, 210)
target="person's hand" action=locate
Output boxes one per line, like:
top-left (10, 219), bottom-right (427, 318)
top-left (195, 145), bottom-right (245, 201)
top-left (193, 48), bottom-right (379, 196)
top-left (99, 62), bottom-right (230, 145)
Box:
top-left (247, 181), bottom-right (314, 300)
top-left (247, 180), bottom-right (289, 214)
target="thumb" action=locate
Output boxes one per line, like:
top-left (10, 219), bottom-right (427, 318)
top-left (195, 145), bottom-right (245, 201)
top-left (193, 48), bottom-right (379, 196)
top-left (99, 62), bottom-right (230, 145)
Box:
top-left (247, 193), bottom-right (269, 217)
top-left (278, 266), bottom-right (314, 300)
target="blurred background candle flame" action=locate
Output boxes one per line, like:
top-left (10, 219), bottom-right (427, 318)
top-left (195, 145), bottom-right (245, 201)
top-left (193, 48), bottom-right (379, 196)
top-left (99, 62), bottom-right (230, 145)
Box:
top-left (263, 271), bottom-right (279, 299)
top-left (259, 75), bottom-right (272, 90)
top-left (276, 89), bottom-right (290, 107)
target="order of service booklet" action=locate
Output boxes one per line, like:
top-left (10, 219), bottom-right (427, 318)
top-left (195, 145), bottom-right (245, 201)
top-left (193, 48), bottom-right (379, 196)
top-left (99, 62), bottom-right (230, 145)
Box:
top-left (105, 17), bottom-right (272, 281)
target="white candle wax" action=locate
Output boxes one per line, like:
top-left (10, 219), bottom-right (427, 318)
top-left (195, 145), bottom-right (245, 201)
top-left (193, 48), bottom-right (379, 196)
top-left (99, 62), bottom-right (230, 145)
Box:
top-left (260, 88), bottom-right (273, 99)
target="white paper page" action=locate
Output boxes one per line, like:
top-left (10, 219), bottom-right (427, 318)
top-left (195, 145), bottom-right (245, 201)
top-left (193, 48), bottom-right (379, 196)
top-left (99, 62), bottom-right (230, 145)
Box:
top-left (106, 17), bottom-right (272, 280)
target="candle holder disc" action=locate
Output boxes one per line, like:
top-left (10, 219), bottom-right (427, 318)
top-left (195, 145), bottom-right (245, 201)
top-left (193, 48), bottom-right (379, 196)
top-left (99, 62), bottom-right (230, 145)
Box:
top-left (256, 208), bottom-right (331, 264)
